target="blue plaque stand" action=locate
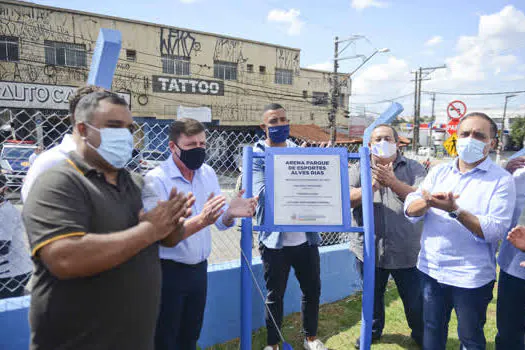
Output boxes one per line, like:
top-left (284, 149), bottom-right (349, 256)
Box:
top-left (240, 146), bottom-right (376, 349)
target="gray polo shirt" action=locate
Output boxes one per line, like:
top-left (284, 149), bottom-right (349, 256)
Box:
top-left (22, 151), bottom-right (161, 350)
top-left (348, 154), bottom-right (426, 269)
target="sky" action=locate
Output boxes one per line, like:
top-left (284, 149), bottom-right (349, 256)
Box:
top-left (31, 0), bottom-right (525, 123)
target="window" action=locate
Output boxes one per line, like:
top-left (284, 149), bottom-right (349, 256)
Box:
top-left (275, 69), bottom-right (293, 85)
top-left (303, 90), bottom-right (308, 99)
top-left (247, 64), bottom-right (254, 73)
top-left (162, 55), bottom-right (190, 75)
top-left (259, 65), bottom-right (266, 74)
top-left (312, 92), bottom-right (329, 106)
top-left (0, 36), bottom-right (19, 62)
top-left (126, 49), bottom-right (136, 62)
top-left (44, 41), bottom-right (87, 67)
top-left (214, 61), bottom-right (237, 80)
top-left (339, 93), bottom-right (346, 108)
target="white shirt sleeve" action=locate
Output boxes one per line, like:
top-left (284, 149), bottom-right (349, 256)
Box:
top-left (22, 149), bottom-right (67, 202)
top-left (142, 173), bottom-right (167, 212)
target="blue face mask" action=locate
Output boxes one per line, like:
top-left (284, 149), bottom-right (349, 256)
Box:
top-left (456, 137), bottom-right (488, 164)
top-left (268, 124), bottom-right (290, 144)
top-left (85, 124), bottom-right (133, 169)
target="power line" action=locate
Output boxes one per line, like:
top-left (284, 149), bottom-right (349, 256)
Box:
top-left (423, 90), bottom-right (525, 96)
top-left (353, 93), bottom-right (413, 105)
top-left (5, 17), bottom-right (338, 82)
top-left (15, 37), bottom-right (337, 103)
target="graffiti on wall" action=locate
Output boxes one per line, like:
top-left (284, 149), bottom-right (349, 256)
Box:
top-left (0, 62), bottom-right (88, 85)
top-left (213, 38), bottom-right (248, 64)
top-left (0, 5), bottom-right (71, 42)
top-left (213, 104), bottom-right (259, 122)
top-left (160, 28), bottom-right (201, 57)
top-left (0, 61), bottom-right (150, 106)
top-left (276, 48), bottom-right (300, 76)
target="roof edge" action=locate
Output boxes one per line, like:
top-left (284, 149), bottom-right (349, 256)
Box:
top-left (4, 0), bottom-right (302, 51)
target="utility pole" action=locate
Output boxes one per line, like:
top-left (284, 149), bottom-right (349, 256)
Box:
top-left (329, 37), bottom-right (339, 144)
top-left (412, 70), bottom-right (419, 151)
top-left (412, 65), bottom-right (446, 153)
top-left (329, 36), bottom-right (388, 144)
top-left (430, 93), bottom-right (436, 147)
top-left (496, 94), bottom-right (517, 164)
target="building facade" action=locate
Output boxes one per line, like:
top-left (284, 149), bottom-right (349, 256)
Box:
top-left (0, 0), bottom-right (350, 128)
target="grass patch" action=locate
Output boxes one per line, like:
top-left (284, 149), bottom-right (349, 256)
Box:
top-left (211, 281), bottom-right (497, 349)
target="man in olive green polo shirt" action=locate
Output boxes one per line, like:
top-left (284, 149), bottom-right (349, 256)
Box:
top-left (22, 91), bottom-right (194, 350)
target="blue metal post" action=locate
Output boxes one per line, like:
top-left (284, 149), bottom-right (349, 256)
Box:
top-left (87, 28), bottom-right (122, 89)
top-left (359, 146), bottom-right (376, 350)
top-left (240, 146), bottom-right (254, 350)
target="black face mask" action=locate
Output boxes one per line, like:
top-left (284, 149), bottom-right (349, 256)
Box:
top-left (176, 144), bottom-right (206, 170)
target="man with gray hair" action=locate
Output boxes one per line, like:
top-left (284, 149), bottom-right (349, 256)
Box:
top-left (22, 91), bottom-right (195, 350)
top-left (349, 124), bottom-right (426, 348)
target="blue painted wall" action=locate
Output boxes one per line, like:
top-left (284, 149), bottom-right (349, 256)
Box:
top-left (0, 245), bottom-right (360, 349)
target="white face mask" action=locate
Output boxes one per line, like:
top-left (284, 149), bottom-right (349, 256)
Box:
top-left (371, 140), bottom-right (397, 159)
top-left (456, 137), bottom-right (488, 164)
top-left (84, 124), bottom-right (133, 169)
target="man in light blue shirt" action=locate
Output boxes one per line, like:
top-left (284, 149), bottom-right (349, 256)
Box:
top-left (496, 156), bottom-right (525, 349)
top-left (404, 112), bottom-right (516, 350)
top-left (253, 103), bottom-right (327, 350)
top-left (142, 118), bottom-right (258, 350)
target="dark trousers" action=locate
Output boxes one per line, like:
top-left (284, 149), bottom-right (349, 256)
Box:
top-left (155, 259), bottom-right (207, 350)
top-left (260, 243), bottom-right (321, 346)
top-left (355, 259), bottom-right (423, 344)
top-left (420, 271), bottom-right (494, 350)
top-left (495, 270), bottom-right (525, 350)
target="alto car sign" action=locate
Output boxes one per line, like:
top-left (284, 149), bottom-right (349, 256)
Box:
top-left (152, 76), bottom-right (224, 96)
top-left (0, 81), bottom-right (131, 110)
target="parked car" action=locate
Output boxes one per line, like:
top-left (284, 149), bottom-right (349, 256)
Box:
top-left (139, 150), bottom-right (169, 173)
top-left (417, 147), bottom-right (435, 157)
top-left (0, 141), bottom-right (37, 192)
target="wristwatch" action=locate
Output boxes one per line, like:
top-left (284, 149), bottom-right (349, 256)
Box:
top-left (448, 208), bottom-right (461, 219)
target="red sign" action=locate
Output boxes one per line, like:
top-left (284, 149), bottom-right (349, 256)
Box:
top-left (447, 100), bottom-right (467, 120)
top-left (446, 118), bottom-right (460, 135)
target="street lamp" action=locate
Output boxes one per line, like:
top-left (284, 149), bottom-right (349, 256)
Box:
top-left (496, 94), bottom-right (517, 164)
top-left (329, 39), bottom-right (389, 144)
top-left (349, 48), bottom-right (390, 76)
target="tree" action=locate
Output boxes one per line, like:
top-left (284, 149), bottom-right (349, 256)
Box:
top-left (420, 115), bottom-right (436, 123)
top-left (510, 117), bottom-right (525, 148)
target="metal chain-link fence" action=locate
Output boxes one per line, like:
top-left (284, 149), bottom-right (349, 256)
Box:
top-left (0, 108), bottom-right (361, 300)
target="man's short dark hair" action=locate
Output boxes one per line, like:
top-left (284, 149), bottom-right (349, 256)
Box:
top-left (169, 118), bottom-right (206, 143)
top-left (372, 124), bottom-right (399, 142)
top-left (263, 103), bottom-right (285, 114)
top-left (68, 85), bottom-right (109, 124)
top-left (74, 91), bottom-right (129, 124)
top-left (457, 112), bottom-right (498, 138)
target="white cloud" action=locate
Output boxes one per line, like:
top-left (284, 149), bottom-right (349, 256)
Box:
top-left (345, 5), bottom-right (525, 120)
top-left (432, 5), bottom-right (525, 85)
top-left (351, 0), bottom-right (389, 10)
top-left (351, 56), bottom-right (413, 107)
top-left (267, 9), bottom-right (304, 36)
top-left (306, 62), bottom-right (332, 71)
top-left (425, 36), bottom-right (443, 47)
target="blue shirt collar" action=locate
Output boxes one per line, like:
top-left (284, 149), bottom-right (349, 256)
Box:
top-left (163, 156), bottom-right (202, 182)
top-left (451, 156), bottom-right (492, 174)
